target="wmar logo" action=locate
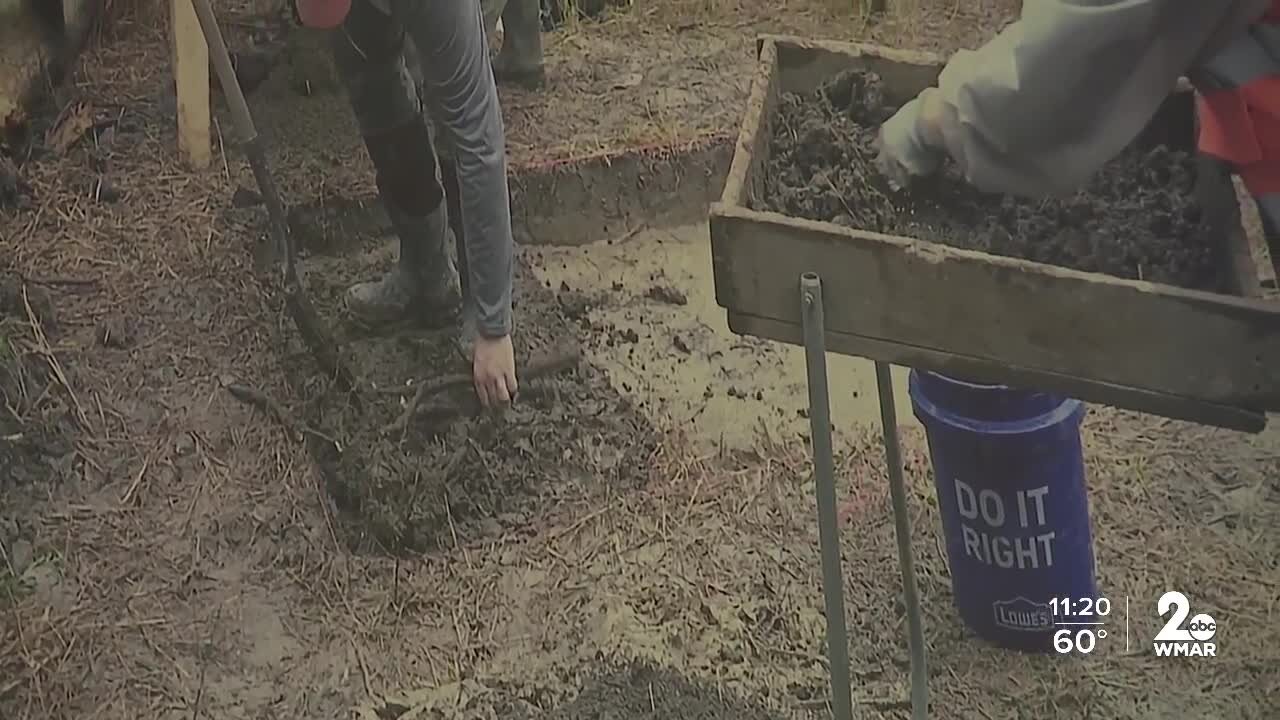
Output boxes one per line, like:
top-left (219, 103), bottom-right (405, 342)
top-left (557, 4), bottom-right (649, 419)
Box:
top-left (1154, 591), bottom-right (1218, 657)
top-left (993, 597), bottom-right (1053, 632)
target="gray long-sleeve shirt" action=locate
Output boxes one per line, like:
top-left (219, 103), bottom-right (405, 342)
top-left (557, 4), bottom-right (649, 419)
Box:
top-left (925, 0), bottom-right (1272, 198)
top-left (389, 0), bottom-right (515, 339)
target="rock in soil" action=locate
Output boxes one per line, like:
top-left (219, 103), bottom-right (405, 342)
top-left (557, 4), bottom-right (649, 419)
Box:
top-left (646, 284), bottom-right (688, 306)
top-left (761, 69), bottom-right (1223, 291)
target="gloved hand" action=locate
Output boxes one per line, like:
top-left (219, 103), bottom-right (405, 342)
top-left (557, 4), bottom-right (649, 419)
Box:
top-left (876, 87), bottom-right (946, 189)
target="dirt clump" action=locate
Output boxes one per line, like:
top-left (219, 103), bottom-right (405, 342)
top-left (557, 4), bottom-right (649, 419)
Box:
top-left (761, 69), bottom-right (1223, 290)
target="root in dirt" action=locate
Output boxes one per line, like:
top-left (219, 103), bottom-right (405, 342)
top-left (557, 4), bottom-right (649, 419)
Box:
top-left (761, 69), bottom-right (1224, 291)
top-left (380, 346), bottom-right (582, 436)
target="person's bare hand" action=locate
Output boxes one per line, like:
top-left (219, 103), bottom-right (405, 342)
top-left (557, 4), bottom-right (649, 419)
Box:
top-left (472, 334), bottom-right (518, 409)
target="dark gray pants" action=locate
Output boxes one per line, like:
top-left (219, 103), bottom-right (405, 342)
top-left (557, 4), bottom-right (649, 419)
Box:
top-left (328, 0), bottom-right (516, 338)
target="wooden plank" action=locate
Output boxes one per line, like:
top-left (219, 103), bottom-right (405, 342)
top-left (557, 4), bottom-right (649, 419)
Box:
top-left (1202, 157), bottom-right (1268, 299)
top-left (171, 0), bottom-right (210, 169)
top-left (719, 39), bottom-right (777, 209)
top-left (709, 204), bottom-right (1280, 412)
top-left (769, 35), bottom-right (944, 102)
top-left (1199, 146), bottom-right (1267, 298)
top-left (726, 311), bottom-right (1266, 432)
top-left (1232, 173), bottom-right (1280, 288)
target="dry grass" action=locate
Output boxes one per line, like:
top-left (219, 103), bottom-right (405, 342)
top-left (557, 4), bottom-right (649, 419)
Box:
top-left (0, 11), bottom-right (303, 718)
top-left (343, 412), bottom-right (1280, 720)
top-left (496, 0), bottom-right (1021, 166)
top-left (0, 1), bottom-right (1277, 719)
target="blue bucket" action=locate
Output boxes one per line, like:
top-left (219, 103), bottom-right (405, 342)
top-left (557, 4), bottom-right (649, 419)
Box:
top-left (908, 370), bottom-right (1097, 652)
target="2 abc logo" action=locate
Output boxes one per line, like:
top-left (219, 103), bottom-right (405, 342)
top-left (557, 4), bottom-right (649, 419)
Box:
top-left (1153, 590), bottom-right (1218, 656)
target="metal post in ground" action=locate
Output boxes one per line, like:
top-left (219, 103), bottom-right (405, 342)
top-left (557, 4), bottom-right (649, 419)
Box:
top-left (799, 272), bottom-right (853, 720)
top-left (874, 361), bottom-right (929, 719)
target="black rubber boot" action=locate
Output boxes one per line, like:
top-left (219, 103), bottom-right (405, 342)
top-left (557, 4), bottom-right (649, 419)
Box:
top-left (344, 204), bottom-right (462, 328)
top-left (347, 113), bottom-right (461, 327)
top-left (492, 0), bottom-right (545, 89)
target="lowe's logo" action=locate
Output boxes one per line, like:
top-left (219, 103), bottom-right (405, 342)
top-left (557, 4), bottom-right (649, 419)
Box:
top-left (993, 597), bottom-right (1053, 632)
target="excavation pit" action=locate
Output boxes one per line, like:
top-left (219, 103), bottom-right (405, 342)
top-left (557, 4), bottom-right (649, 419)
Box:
top-left (275, 247), bottom-right (658, 553)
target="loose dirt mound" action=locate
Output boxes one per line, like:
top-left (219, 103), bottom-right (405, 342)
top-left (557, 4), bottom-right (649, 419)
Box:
top-left (268, 223), bottom-right (657, 553)
top-left (761, 69), bottom-right (1223, 291)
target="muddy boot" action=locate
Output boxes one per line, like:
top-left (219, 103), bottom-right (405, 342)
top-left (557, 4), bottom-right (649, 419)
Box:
top-left (345, 204), bottom-right (463, 328)
top-left (492, 0), bottom-right (545, 89)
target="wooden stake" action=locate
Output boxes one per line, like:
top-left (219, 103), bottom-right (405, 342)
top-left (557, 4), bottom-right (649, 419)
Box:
top-left (171, 0), bottom-right (210, 168)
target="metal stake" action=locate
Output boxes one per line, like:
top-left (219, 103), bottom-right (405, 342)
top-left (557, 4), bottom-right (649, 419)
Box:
top-left (875, 361), bottom-right (928, 719)
top-left (799, 273), bottom-right (853, 720)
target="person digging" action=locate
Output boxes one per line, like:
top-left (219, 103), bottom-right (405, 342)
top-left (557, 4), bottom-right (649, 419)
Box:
top-left (294, 0), bottom-right (519, 409)
top-left (876, 0), bottom-right (1280, 271)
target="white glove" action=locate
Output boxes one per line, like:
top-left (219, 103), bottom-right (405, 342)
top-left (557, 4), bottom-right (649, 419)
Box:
top-left (876, 88), bottom-right (946, 190)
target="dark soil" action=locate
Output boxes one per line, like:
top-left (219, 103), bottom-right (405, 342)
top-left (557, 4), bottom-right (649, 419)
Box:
top-left (527, 661), bottom-right (782, 720)
top-left (287, 253), bottom-right (657, 554)
top-left (0, 280), bottom-right (71, 489)
top-left (0, 278), bottom-right (76, 597)
top-left (541, 0), bottom-right (631, 29)
top-left (761, 69), bottom-right (1224, 290)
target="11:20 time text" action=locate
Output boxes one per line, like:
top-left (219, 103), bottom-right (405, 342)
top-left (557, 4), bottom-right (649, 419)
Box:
top-left (1050, 597), bottom-right (1112, 617)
